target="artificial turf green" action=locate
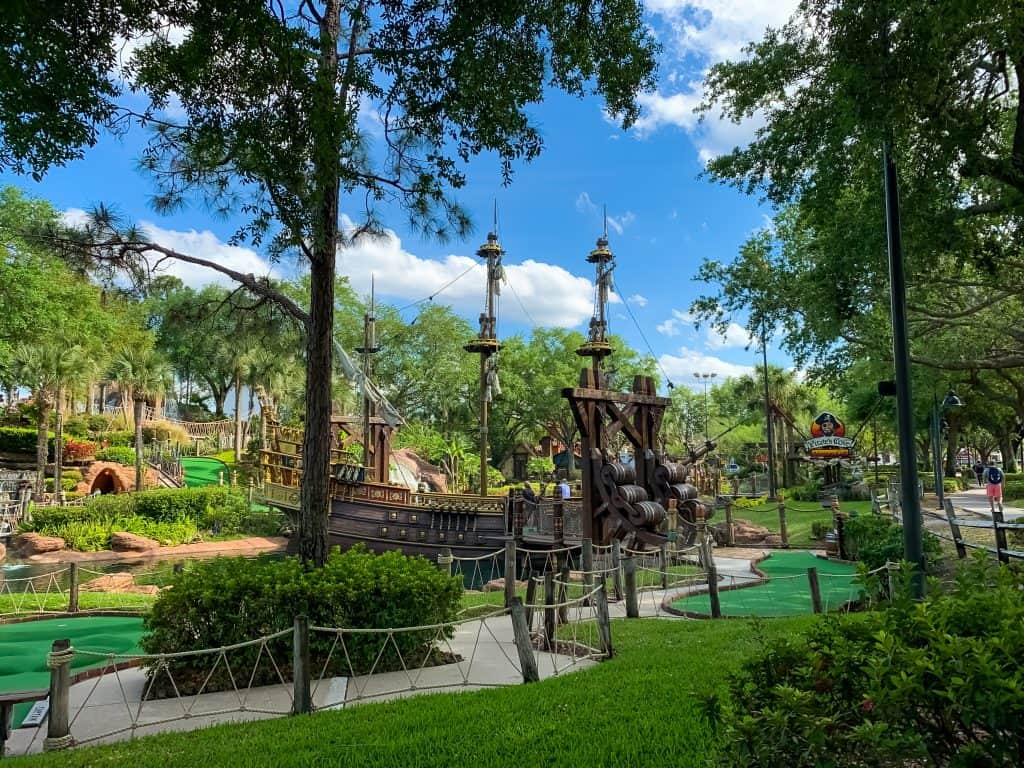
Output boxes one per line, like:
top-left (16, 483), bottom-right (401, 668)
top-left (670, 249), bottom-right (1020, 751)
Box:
top-left (9, 615), bottom-right (821, 768)
top-left (671, 550), bottom-right (860, 618)
top-left (181, 457), bottom-right (231, 488)
top-left (1, 616), bottom-right (144, 726)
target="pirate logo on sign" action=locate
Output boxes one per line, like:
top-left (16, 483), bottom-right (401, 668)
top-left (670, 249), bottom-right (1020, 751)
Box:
top-left (805, 412), bottom-right (855, 459)
top-left (811, 412), bottom-right (846, 439)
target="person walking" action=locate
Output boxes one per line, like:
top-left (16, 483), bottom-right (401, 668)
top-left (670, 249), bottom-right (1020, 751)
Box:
top-left (521, 481), bottom-right (538, 505)
top-left (984, 459), bottom-right (1004, 515)
top-left (973, 459), bottom-right (985, 488)
top-left (558, 479), bottom-right (571, 499)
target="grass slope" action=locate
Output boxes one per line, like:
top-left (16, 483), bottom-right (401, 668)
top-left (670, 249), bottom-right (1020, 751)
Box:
top-left (11, 615), bottom-right (820, 768)
top-left (729, 499), bottom-right (873, 548)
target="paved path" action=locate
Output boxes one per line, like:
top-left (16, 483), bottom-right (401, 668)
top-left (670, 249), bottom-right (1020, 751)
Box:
top-left (946, 488), bottom-right (1024, 521)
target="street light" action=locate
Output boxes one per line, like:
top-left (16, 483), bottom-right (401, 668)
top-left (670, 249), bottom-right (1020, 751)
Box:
top-left (931, 389), bottom-right (963, 509)
top-left (693, 372), bottom-right (717, 444)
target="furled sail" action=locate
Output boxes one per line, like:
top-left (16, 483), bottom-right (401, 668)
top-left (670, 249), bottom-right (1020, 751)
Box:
top-left (333, 338), bottom-right (404, 428)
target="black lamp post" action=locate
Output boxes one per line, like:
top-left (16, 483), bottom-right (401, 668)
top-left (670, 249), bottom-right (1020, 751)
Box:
top-left (693, 372), bottom-right (717, 445)
top-left (930, 389), bottom-right (963, 509)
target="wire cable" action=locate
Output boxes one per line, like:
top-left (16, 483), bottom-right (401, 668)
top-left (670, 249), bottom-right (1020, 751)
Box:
top-left (395, 262), bottom-right (481, 313)
top-left (616, 280), bottom-right (675, 389)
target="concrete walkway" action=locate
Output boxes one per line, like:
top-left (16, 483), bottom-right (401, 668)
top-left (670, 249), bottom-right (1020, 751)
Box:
top-left (946, 487), bottom-right (1024, 521)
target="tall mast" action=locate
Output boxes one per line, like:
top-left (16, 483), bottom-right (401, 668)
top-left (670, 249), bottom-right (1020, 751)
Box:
top-left (577, 209), bottom-right (615, 383)
top-left (465, 214), bottom-right (503, 495)
top-left (356, 276), bottom-right (378, 478)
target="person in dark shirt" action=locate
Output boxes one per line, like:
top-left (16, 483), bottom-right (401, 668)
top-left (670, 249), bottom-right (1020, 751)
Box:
top-left (521, 482), bottom-right (538, 505)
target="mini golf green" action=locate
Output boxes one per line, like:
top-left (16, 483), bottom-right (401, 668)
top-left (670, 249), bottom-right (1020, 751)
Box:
top-left (671, 551), bottom-right (860, 618)
top-left (1, 616), bottom-right (144, 727)
top-left (181, 457), bottom-right (230, 488)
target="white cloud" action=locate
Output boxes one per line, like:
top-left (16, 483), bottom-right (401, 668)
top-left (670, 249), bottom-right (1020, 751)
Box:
top-left (335, 221), bottom-right (601, 328)
top-left (62, 209), bottom-right (279, 289)
top-left (633, 1), bottom-right (799, 159)
top-left (658, 345), bottom-right (754, 385)
top-left (656, 308), bottom-right (694, 337)
top-left (575, 192), bottom-right (598, 215)
top-left (575, 193), bottom-right (636, 235)
top-left (706, 321), bottom-right (752, 349)
top-left (627, 293), bottom-right (648, 308)
top-left (606, 211), bottom-right (636, 235)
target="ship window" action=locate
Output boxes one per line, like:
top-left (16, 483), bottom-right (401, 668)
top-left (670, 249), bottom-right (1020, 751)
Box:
top-left (456, 533), bottom-right (465, 542)
top-left (389, 511), bottom-right (398, 520)
top-left (380, 526), bottom-right (388, 536)
top-left (409, 514), bottom-right (418, 523)
top-left (418, 531), bottom-right (426, 540)
top-left (438, 532), bottom-right (446, 542)
top-left (399, 529), bottom-right (407, 538)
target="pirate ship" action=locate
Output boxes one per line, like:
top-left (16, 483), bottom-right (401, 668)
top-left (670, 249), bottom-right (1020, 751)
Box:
top-left (259, 222), bottom-right (711, 559)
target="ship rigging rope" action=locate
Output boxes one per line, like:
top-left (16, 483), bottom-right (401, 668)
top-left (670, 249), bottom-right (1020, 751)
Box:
top-left (505, 277), bottom-right (538, 328)
top-left (395, 262), bottom-right (481, 313)
top-left (615, 280), bottom-right (676, 390)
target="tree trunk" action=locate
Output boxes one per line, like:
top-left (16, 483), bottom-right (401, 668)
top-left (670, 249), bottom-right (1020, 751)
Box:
top-left (54, 388), bottom-right (63, 496)
top-left (212, 387), bottom-right (228, 419)
top-left (999, 433), bottom-right (1016, 474)
top-left (35, 399), bottom-right (50, 498)
top-left (134, 398), bottom-right (145, 491)
top-left (85, 382), bottom-right (94, 415)
top-left (944, 422), bottom-right (961, 476)
top-left (784, 422), bottom-right (796, 487)
top-left (234, 369), bottom-right (243, 463)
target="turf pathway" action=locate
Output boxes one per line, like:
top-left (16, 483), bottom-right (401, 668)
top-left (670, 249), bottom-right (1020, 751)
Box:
top-left (181, 457), bottom-right (230, 488)
top-left (671, 551), bottom-right (860, 618)
top-left (1, 616), bottom-right (145, 726)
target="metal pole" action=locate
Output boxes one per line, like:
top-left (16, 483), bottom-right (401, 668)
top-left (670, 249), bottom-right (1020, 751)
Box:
top-left (932, 395), bottom-right (944, 510)
top-left (883, 140), bottom-right (924, 598)
top-left (762, 320), bottom-right (777, 499)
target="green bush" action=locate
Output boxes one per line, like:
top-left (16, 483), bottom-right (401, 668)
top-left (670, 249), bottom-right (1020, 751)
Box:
top-left (44, 516), bottom-right (199, 551)
top-left (85, 486), bottom-right (249, 528)
top-left (843, 514), bottom-right (941, 570)
top-left (98, 430), bottom-right (136, 447)
top-left (918, 473), bottom-right (961, 493)
top-left (706, 557), bottom-right (1024, 767)
top-left (526, 456), bottom-right (555, 477)
top-left (0, 426), bottom-right (53, 455)
top-left (1001, 478), bottom-right (1024, 500)
top-left (789, 478), bottom-right (822, 502)
top-left (141, 547), bottom-right (463, 695)
top-left (95, 446), bottom-right (137, 465)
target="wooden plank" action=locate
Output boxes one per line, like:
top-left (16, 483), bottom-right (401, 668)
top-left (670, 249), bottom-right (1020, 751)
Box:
top-left (942, 499), bottom-right (967, 559)
top-left (561, 387), bottom-right (670, 407)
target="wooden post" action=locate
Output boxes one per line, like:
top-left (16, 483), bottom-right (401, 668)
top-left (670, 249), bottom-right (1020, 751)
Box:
top-left (611, 539), bottom-right (624, 601)
top-left (991, 504), bottom-right (1010, 564)
top-left (504, 537), bottom-right (516, 608)
top-left (724, 498), bottom-right (735, 546)
top-left (43, 639), bottom-right (72, 751)
top-left (594, 582), bottom-right (613, 658)
top-left (777, 501), bottom-right (789, 548)
top-left (658, 542), bottom-right (669, 589)
top-left (291, 615), bottom-right (311, 715)
top-left (836, 513), bottom-right (848, 561)
top-left (438, 548), bottom-right (453, 576)
top-left (218, 471), bottom-right (224, 487)
top-left (557, 558), bottom-right (570, 625)
top-left (807, 567), bottom-right (823, 614)
top-left (582, 537), bottom-right (594, 589)
top-left (231, 470), bottom-right (238, 487)
top-left (623, 556), bottom-right (639, 618)
top-left (248, 477), bottom-right (255, 506)
top-left (704, 539), bottom-right (721, 619)
top-left (512, 498), bottom-right (524, 538)
top-left (509, 598), bottom-right (539, 683)
top-left (543, 570), bottom-right (555, 651)
top-left (942, 499), bottom-right (967, 559)
top-left (524, 574), bottom-right (538, 627)
top-left (68, 562), bottom-right (79, 613)
top-left (552, 501), bottom-right (564, 543)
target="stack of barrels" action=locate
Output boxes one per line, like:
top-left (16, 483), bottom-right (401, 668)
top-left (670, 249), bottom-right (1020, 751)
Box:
top-left (600, 461), bottom-right (667, 532)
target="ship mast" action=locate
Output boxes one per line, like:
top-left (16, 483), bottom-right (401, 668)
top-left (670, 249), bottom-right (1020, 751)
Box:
top-left (464, 214), bottom-right (503, 496)
top-left (577, 209), bottom-right (615, 384)
top-left (355, 276), bottom-right (379, 479)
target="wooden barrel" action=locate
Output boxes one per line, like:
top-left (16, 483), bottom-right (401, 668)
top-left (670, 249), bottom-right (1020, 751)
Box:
top-left (602, 461), bottom-right (636, 486)
top-left (616, 484), bottom-right (649, 505)
top-left (630, 500), bottom-right (667, 527)
top-left (670, 482), bottom-right (698, 501)
top-left (656, 462), bottom-right (687, 485)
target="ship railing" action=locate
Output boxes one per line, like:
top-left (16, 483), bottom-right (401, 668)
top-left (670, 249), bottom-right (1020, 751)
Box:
top-left (411, 491), bottom-right (506, 515)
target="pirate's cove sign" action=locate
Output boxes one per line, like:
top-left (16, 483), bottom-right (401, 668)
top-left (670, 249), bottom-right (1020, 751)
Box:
top-left (804, 412), bottom-right (855, 459)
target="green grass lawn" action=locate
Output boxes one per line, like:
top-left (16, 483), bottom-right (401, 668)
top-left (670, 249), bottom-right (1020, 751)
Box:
top-left (10, 614), bottom-right (822, 768)
top-left (728, 499), bottom-right (873, 548)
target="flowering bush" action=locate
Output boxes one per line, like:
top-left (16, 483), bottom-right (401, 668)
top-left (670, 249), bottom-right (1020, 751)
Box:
top-left (63, 439), bottom-right (97, 462)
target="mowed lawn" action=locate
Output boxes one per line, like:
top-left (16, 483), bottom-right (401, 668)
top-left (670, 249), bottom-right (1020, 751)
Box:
top-left (726, 499), bottom-right (873, 548)
top-left (11, 615), bottom-right (821, 768)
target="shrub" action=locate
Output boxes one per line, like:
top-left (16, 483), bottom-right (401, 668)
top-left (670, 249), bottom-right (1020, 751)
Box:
top-left (141, 547), bottom-right (463, 695)
top-left (97, 430), bottom-right (136, 447)
top-left (41, 516), bottom-right (199, 551)
top-left (95, 446), bottom-right (136, 465)
top-left (809, 521), bottom-right (831, 540)
top-left (64, 439), bottom-right (97, 462)
top-left (0, 426), bottom-right (52, 455)
top-left (842, 514), bottom-right (941, 570)
top-left (142, 420), bottom-right (191, 445)
top-left (789, 478), bottom-right (822, 502)
top-left (1002, 478), bottom-right (1024, 500)
top-left (527, 456), bottom-right (555, 477)
top-left (706, 557), bottom-right (1024, 767)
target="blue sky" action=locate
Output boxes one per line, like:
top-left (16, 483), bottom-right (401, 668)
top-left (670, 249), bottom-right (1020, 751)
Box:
top-left (13, 1), bottom-right (798, 391)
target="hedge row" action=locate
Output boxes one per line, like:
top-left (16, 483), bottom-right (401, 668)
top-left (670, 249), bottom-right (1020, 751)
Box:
top-left (141, 548), bottom-right (463, 696)
top-left (30, 486), bottom-right (249, 531)
top-left (0, 426), bottom-right (52, 455)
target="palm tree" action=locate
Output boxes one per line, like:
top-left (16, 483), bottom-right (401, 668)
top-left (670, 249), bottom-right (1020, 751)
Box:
top-left (113, 348), bottom-right (172, 491)
top-left (13, 344), bottom-right (61, 498)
